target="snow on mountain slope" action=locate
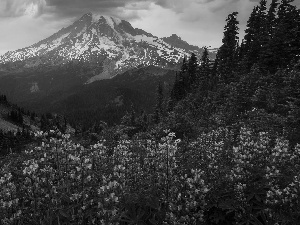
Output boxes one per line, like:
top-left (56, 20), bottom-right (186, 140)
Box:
top-left (0, 13), bottom-right (208, 83)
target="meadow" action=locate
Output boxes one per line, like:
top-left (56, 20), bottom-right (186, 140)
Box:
top-left (1, 127), bottom-right (299, 224)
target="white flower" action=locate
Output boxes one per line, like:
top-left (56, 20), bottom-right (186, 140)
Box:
top-left (86, 164), bottom-right (92, 169)
top-left (86, 175), bottom-right (91, 182)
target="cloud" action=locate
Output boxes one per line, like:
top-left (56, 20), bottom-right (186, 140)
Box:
top-left (0, 0), bottom-right (152, 19)
top-left (0, 0), bottom-right (298, 55)
top-left (154, 0), bottom-right (191, 12)
top-left (0, 0), bottom-right (216, 19)
top-left (130, 0), bottom-right (262, 49)
top-left (0, 0), bottom-right (259, 23)
top-left (0, 0), bottom-right (47, 17)
top-left (0, 13), bottom-right (69, 55)
top-left (1, 0), bottom-right (299, 21)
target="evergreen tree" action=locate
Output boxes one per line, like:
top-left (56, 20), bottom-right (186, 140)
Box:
top-left (234, 64), bottom-right (262, 113)
top-left (199, 47), bottom-right (211, 92)
top-left (266, 0), bottom-right (279, 36)
top-left (121, 106), bottom-right (136, 127)
top-left (187, 53), bottom-right (198, 90)
top-left (170, 59), bottom-right (189, 103)
top-left (180, 56), bottom-right (189, 96)
top-left (201, 47), bottom-right (210, 68)
top-left (135, 110), bottom-right (148, 131)
top-left (261, 0), bottom-right (299, 72)
top-left (154, 83), bottom-right (164, 123)
top-left (130, 107), bottom-right (136, 126)
top-left (215, 12), bottom-right (240, 84)
top-left (169, 72), bottom-right (179, 109)
top-left (242, 1), bottom-right (267, 72)
top-left (181, 56), bottom-right (188, 74)
top-left (259, 0), bottom-right (280, 70)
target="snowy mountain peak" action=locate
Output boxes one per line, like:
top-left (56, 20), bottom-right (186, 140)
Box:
top-left (0, 13), bottom-right (212, 83)
top-left (170, 34), bottom-right (181, 40)
top-left (88, 13), bottom-right (122, 27)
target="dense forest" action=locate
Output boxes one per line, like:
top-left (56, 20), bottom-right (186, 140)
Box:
top-left (1, 0), bottom-right (300, 224)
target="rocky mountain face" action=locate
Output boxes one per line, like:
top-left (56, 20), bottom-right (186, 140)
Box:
top-left (0, 13), bottom-right (214, 83)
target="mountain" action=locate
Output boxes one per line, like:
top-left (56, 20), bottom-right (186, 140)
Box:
top-left (0, 13), bottom-right (216, 125)
top-left (0, 13), bottom-right (215, 83)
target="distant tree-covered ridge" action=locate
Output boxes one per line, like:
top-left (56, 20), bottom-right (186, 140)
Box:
top-left (0, 94), bottom-right (70, 156)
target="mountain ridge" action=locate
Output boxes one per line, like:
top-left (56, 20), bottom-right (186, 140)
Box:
top-left (0, 13), bottom-right (216, 126)
top-left (0, 12), bottom-right (215, 83)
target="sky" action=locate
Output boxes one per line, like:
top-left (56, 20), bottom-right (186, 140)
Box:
top-left (0, 0), bottom-right (299, 55)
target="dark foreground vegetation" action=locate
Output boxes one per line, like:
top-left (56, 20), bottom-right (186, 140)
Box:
top-left (0, 95), bottom-right (68, 157)
top-left (1, 0), bottom-right (300, 224)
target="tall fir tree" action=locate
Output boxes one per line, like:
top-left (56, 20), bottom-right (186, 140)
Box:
top-left (242, 0), bottom-right (267, 72)
top-left (199, 47), bottom-right (211, 92)
top-left (259, 0), bottom-right (279, 70)
top-left (266, 0), bottom-right (279, 36)
top-left (170, 57), bottom-right (190, 103)
top-left (181, 56), bottom-right (188, 74)
top-left (261, 0), bottom-right (299, 73)
top-left (215, 12), bottom-right (240, 84)
top-left (154, 82), bottom-right (164, 123)
top-left (187, 53), bottom-right (198, 90)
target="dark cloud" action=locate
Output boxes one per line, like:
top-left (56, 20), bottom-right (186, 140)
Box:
top-left (43, 0), bottom-right (136, 19)
top-left (0, 0), bottom-right (155, 19)
top-left (154, 0), bottom-right (169, 8)
top-left (46, 0), bottom-right (128, 9)
top-left (0, 0), bottom-right (47, 18)
top-left (42, 0), bottom-right (198, 19)
top-left (0, 0), bottom-right (234, 19)
top-left (1, 0), bottom-right (299, 20)
top-left (195, 0), bottom-right (215, 3)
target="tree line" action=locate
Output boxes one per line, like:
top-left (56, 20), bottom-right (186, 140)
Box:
top-left (114, 0), bottom-right (300, 146)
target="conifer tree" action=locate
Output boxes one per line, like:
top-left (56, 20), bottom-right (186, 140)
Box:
top-left (154, 82), bottom-right (164, 123)
top-left (201, 47), bottom-right (210, 68)
top-left (199, 47), bottom-right (211, 92)
top-left (187, 53), bottom-right (198, 90)
top-left (130, 108), bottom-right (136, 126)
top-left (276, 0), bottom-right (300, 67)
top-left (180, 56), bottom-right (189, 95)
top-left (259, 0), bottom-right (279, 70)
top-left (181, 56), bottom-right (188, 74)
top-left (215, 12), bottom-right (240, 84)
top-left (242, 1), bottom-right (267, 72)
top-left (266, 0), bottom-right (279, 36)
top-left (170, 59), bottom-right (189, 103)
top-left (261, 0), bottom-right (299, 72)
top-left (283, 63), bottom-right (300, 146)
top-left (169, 72), bottom-right (178, 111)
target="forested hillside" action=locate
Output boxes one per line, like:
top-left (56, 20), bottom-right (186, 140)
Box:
top-left (1, 0), bottom-right (300, 224)
top-left (0, 95), bottom-right (71, 156)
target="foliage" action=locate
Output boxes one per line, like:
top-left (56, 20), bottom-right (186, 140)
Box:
top-left (1, 126), bottom-right (300, 224)
top-left (0, 129), bottom-right (208, 224)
